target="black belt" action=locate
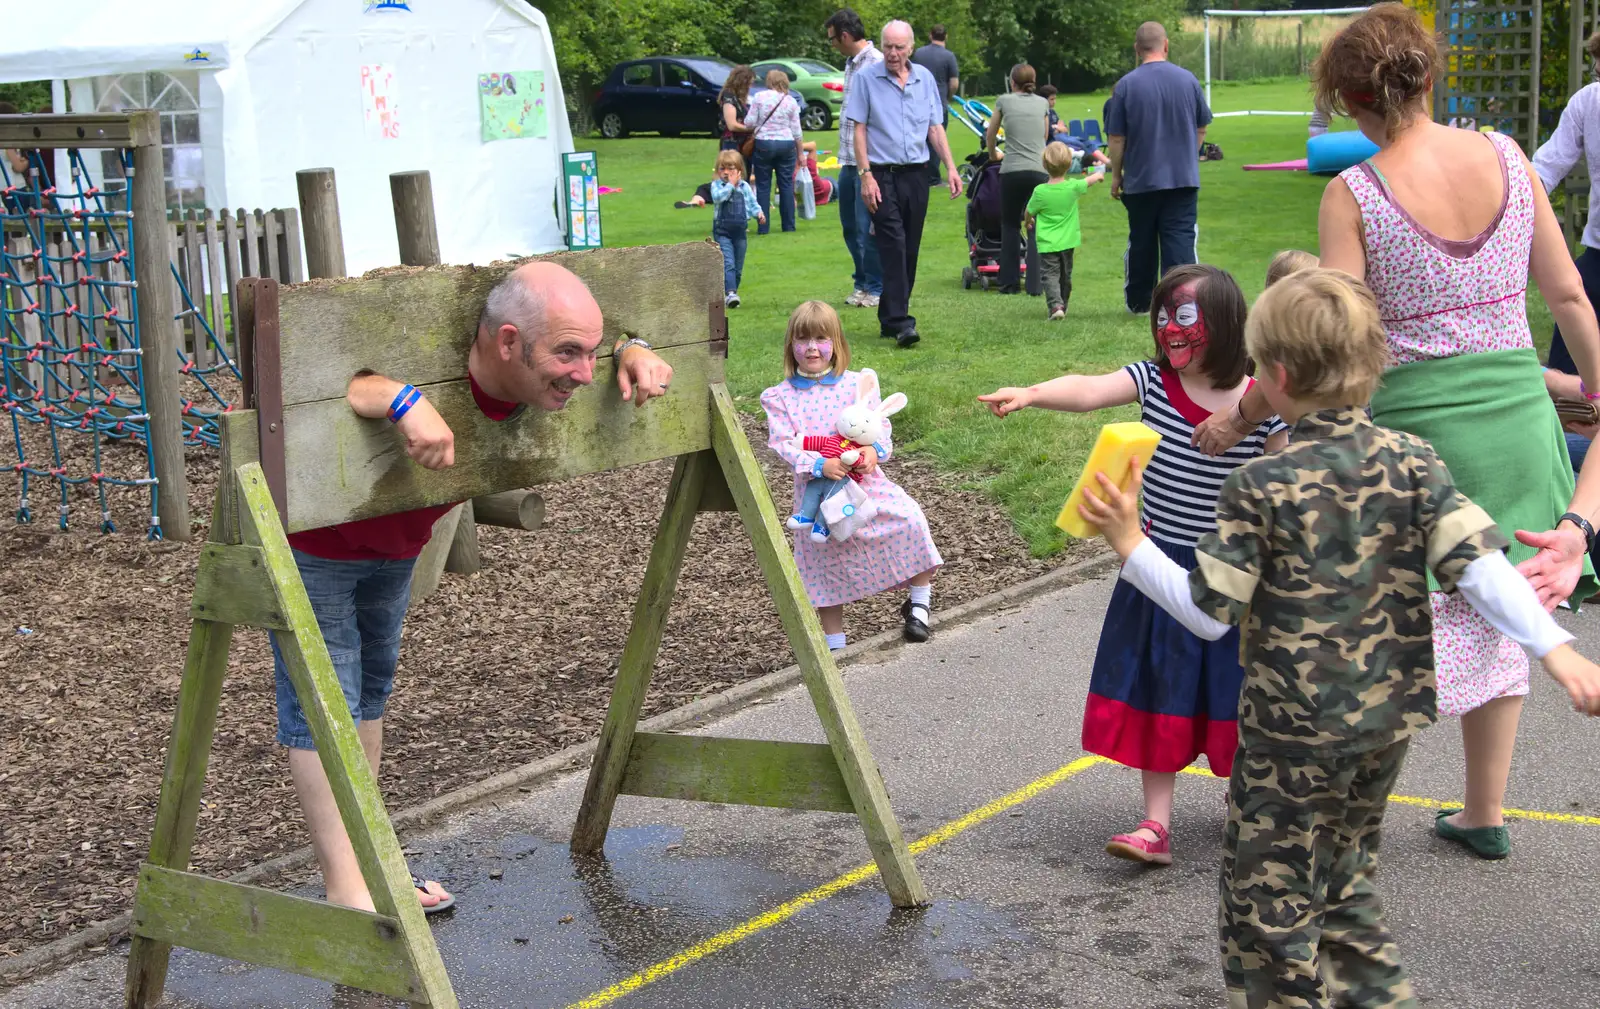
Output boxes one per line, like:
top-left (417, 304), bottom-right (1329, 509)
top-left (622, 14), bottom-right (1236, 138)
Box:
top-left (871, 163), bottom-right (923, 173)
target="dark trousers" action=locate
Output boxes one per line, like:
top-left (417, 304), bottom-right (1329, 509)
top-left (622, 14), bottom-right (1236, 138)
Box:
top-left (869, 166), bottom-right (930, 336)
top-left (925, 107), bottom-right (949, 184)
top-left (999, 169), bottom-right (1046, 293)
top-left (753, 139), bottom-right (797, 234)
top-left (1122, 186), bottom-right (1199, 313)
top-left (1040, 248), bottom-right (1074, 313)
top-left (1547, 245), bottom-right (1600, 375)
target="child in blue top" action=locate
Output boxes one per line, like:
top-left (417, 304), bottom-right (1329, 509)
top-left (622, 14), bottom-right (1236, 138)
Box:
top-left (710, 149), bottom-right (764, 309)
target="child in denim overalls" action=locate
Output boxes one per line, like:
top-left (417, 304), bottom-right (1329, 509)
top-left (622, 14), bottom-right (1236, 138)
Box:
top-left (710, 149), bottom-right (764, 309)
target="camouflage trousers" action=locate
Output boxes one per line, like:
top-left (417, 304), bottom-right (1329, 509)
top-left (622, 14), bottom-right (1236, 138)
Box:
top-left (1220, 740), bottom-right (1415, 1009)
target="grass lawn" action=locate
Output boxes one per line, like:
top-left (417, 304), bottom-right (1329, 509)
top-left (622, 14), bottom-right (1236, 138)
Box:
top-left (584, 79), bottom-right (1555, 555)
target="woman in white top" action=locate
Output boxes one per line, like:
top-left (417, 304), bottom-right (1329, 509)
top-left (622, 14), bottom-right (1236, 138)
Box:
top-left (744, 69), bottom-right (806, 234)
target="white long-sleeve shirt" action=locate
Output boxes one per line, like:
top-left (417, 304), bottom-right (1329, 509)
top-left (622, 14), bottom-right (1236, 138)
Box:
top-left (1533, 81), bottom-right (1600, 250)
top-left (1120, 538), bottom-right (1574, 659)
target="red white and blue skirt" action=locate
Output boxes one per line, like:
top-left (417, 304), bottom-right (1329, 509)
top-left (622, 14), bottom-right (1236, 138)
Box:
top-left (1082, 536), bottom-right (1242, 777)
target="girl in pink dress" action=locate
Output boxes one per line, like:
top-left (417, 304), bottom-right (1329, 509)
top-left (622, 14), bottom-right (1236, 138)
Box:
top-left (761, 301), bottom-right (943, 649)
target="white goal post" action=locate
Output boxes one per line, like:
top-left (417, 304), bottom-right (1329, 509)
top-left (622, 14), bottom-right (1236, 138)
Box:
top-left (1202, 7), bottom-right (1369, 116)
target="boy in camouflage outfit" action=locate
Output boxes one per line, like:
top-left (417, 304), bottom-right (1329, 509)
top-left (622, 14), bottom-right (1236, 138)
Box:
top-left (1081, 268), bottom-right (1600, 1009)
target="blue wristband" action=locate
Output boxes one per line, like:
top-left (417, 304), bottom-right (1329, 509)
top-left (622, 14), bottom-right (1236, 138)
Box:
top-left (388, 384), bottom-right (421, 423)
top-left (872, 441), bottom-right (888, 459)
top-left (812, 457), bottom-right (825, 478)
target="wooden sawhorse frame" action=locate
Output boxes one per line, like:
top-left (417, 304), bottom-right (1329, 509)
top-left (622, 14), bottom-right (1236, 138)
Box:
top-left (124, 243), bottom-right (926, 1008)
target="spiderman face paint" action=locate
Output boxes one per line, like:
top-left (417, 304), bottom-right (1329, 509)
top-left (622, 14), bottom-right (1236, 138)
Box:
top-left (1155, 286), bottom-right (1207, 371)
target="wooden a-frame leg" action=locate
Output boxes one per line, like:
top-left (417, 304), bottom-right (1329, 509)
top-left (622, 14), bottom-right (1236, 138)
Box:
top-left (126, 443), bottom-right (247, 1009)
top-left (572, 451), bottom-right (712, 852)
top-left (707, 384), bottom-right (929, 907)
top-left (235, 465), bottom-right (456, 1009)
top-left (124, 614), bottom-right (235, 1008)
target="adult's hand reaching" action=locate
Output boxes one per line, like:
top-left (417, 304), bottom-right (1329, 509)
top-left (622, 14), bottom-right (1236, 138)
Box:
top-left (1515, 525), bottom-right (1588, 611)
top-left (1191, 409), bottom-right (1250, 457)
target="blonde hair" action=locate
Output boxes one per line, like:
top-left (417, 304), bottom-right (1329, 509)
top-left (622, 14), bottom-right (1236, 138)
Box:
top-left (1042, 141), bottom-right (1075, 178)
top-left (714, 149), bottom-right (744, 173)
top-left (1246, 268), bottom-right (1390, 405)
top-left (764, 69), bottom-right (790, 92)
top-left (1265, 250), bottom-right (1319, 288)
top-left (782, 300), bottom-right (851, 379)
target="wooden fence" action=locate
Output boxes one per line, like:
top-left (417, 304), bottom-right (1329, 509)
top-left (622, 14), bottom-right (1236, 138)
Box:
top-left (170, 208), bottom-right (303, 366)
top-left (2, 208), bottom-right (303, 367)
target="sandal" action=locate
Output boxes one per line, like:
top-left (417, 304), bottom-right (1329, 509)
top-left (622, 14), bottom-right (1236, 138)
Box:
top-left (413, 876), bottom-right (456, 915)
top-left (1106, 819), bottom-right (1172, 866)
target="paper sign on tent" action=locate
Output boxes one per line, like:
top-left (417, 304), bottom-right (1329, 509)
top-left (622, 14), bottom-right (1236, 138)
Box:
top-left (360, 65), bottom-right (400, 140)
top-left (479, 70), bottom-right (548, 141)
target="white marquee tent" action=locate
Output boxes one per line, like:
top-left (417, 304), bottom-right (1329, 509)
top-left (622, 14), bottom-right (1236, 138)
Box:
top-left (0, 0), bottom-right (574, 273)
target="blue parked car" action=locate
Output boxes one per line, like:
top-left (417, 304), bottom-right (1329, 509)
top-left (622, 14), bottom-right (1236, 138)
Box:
top-left (591, 56), bottom-right (738, 138)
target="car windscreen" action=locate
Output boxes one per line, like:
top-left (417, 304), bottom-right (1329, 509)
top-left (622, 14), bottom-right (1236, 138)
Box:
top-left (795, 60), bottom-right (839, 75)
top-left (678, 59), bottom-right (733, 86)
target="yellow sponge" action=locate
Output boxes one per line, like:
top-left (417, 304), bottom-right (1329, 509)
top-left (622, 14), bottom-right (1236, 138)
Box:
top-left (1055, 421), bottom-right (1162, 538)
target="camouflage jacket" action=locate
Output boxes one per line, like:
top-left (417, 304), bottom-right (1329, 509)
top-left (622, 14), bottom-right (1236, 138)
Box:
top-left (1189, 407), bottom-right (1508, 754)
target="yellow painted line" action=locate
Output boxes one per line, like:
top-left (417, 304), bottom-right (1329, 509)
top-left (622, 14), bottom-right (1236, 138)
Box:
top-left (562, 755), bottom-right (1108, 1009)
top-left (1175, 765), bottom-right (1600, 826)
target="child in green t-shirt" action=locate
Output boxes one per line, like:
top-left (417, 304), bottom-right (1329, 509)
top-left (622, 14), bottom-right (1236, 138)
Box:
top-left (1026, 141), bottom-right (1105, 321)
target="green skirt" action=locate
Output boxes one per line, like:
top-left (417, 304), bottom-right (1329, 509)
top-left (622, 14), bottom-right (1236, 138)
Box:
top-left (1370, 347), bottom-right (1597, 599)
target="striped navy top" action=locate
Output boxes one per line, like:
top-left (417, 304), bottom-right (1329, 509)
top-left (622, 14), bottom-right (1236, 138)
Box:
top-left (1125, 360), bottom-right (1286, 547)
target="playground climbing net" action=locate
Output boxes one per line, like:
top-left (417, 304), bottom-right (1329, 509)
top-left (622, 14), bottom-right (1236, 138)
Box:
top-left (0, 148), bottom-right (239, 538)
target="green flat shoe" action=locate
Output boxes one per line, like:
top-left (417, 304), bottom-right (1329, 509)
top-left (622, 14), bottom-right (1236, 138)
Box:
top-left (1435, 808), bottom-right (1510, 860)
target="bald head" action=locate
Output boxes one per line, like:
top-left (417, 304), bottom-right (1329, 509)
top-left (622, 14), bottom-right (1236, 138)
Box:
top-left (475, 261), bottom-right (603, 411)
top-left (1135, 21), bottom-right (1168, 59)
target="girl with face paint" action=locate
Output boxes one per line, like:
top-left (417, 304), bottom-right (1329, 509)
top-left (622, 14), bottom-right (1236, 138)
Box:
top-left (978, 264), bottom-right (1290, 866)
top-left (761, 301), bottom-right (943, 650)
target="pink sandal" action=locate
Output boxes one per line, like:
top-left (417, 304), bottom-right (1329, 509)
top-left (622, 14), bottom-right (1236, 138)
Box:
top-left (1106, 819), bottom-right (1172, 866)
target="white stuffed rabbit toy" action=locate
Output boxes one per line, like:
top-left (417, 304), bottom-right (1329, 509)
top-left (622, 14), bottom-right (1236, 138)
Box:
top-left (785, 369), bottom-right (907, 543)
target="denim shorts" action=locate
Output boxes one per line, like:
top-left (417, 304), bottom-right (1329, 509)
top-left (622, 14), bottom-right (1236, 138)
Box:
top-left (272, 550), bottom-right (416, 750)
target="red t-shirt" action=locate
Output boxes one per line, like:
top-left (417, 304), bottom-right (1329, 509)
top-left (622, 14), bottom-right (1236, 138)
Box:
top-left (286, 373), bottom-right (522, 560)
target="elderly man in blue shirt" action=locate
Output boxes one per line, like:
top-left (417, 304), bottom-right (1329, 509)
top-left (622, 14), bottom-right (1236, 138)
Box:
top-left (844, 19), bottom-right (961, 348)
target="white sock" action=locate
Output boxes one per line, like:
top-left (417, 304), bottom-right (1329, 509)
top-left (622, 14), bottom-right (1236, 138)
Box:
top-left (825, 632), bottom-right (847, 652)
top-left (908, 585), bottom-right (932, 617)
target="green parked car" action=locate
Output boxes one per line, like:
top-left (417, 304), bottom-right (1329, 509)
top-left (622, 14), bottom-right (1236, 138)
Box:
top-left (751, 58), bottom-right (844, 132)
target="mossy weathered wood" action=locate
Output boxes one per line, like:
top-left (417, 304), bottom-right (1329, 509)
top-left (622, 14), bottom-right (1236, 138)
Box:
top-left (407, 504), bottom-right (465, 606)
top-left (275, 242), bottom-right (724, 406)
top-left (281, 342), bottom-right (720, 533)
top-left (571, 451), bottom-right (711, 852)
top-left (620, 733), bottom-right (856, 812)
top-left (237, 464), bottom-right (455, 1008)
top-left (444, 501), bottom-right (480, 574)
top-left (697, 459), bottom-right (738, 513)
top-left (132, 866), bottom-right (424, 1001)
top-left (189, 545), bottom-right (287, 629)
top-left (707, 384), bottom-right (929, 908)
top-left (126, 417), bottom-right (255, 1009)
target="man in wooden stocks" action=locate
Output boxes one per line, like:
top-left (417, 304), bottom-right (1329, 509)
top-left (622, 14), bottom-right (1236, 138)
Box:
top-left (273, 261), bottom-right (674, 915)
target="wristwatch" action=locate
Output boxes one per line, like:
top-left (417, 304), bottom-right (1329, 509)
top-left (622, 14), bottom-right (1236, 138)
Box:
top-left (614, 336), bottom-right (652, 358)
top-left (1558, 512), bottom-right (1596, 553)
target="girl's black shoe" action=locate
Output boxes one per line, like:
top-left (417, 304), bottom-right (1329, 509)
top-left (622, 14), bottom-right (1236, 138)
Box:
top-left (901, 599), bottom-right (930, 643)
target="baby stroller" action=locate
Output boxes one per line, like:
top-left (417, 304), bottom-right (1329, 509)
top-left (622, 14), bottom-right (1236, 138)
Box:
top-left (959, 157), bottom-right (1028, 292)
